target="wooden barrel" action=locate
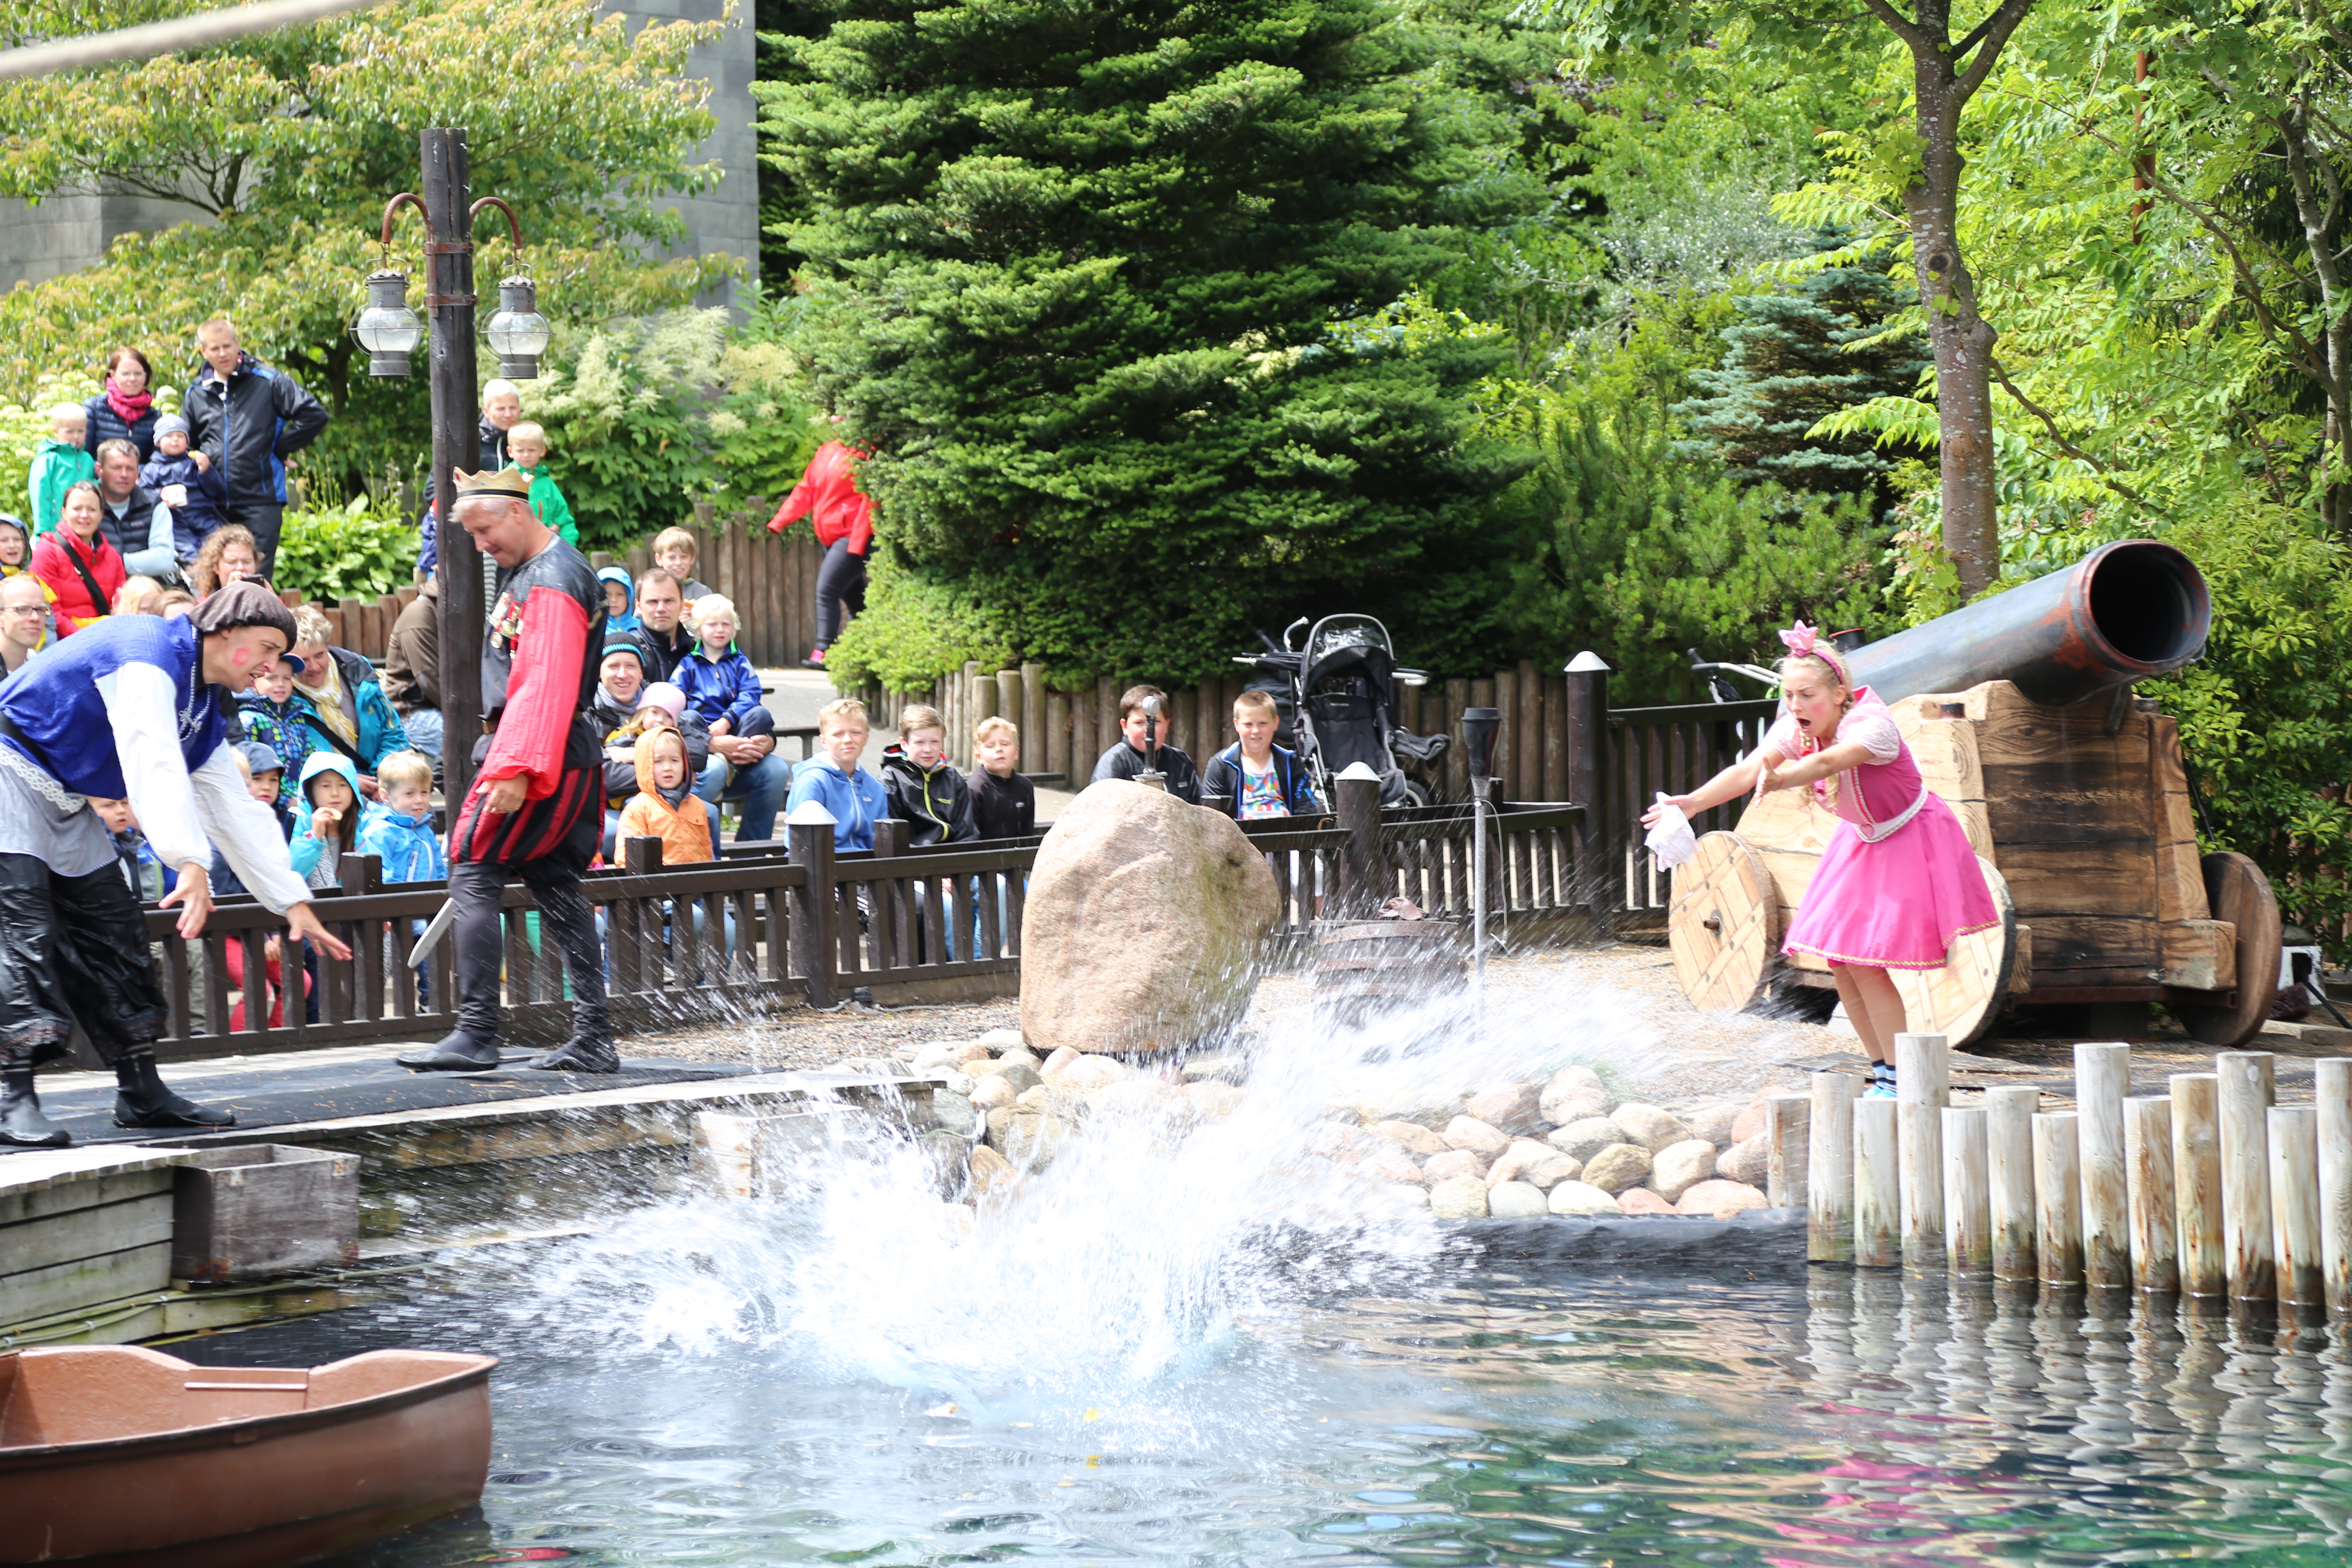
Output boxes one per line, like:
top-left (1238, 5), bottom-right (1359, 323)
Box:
top-left (1313, 920), bottom-right (1469, 1023)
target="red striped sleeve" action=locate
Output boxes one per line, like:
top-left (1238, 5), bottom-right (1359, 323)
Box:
top-left (478, 584), bottom-right (589, 800)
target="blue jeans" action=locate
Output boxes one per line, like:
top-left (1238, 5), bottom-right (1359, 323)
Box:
top-left (694, 751), bottom-right (788, 843)
top-left (400, 707), bottom-right (444, 768)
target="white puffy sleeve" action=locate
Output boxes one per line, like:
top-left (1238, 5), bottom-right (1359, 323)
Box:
top-left (95, 662), bottom-right (213, 879)
top-left (1840, 709), bottom-right (1903, 764)
top-left (190, 744), bottom-right (312, 913)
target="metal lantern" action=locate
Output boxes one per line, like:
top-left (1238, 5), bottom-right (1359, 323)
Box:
top-left (354, 268), bottom-right (423, 377)
top-left (483, 275), bottom-right (551, 379)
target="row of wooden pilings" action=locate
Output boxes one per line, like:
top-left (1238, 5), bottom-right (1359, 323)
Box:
top-left (1762, 1034), bottom-right (2352, 1309)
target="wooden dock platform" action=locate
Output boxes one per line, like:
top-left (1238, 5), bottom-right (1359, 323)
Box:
top-left (3, 1047), bottom-right (945, 1346)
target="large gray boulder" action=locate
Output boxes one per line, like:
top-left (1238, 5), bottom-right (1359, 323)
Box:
top-left (1020, 782), bottom-right (1279, 1054)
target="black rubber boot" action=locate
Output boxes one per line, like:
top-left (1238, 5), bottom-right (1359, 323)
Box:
top-left (1, 1064), bottom-right (70, 1147)
top-left (526, 1032), bottom-right (619, 1073)
top-left (113, 1050), bottom-right (236, 1130)
top-left (395, 1029), bottom-right (504, 1073)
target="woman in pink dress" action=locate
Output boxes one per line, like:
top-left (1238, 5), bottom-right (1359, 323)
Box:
top-left (1642, 623), bottom-right (1997, 1097)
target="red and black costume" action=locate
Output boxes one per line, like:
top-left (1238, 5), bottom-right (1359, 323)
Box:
top-left (400, 502), bottom-right (612, 1074)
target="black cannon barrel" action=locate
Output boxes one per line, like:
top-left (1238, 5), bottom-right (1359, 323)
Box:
top-left (1846, 539), bottom-right (2209, 707)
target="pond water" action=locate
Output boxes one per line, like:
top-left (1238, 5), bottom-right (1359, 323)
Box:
top-left (177, 1215), bottom-right (2352, 1566)
top-left (165, 992), bottom-right (2352, 1565)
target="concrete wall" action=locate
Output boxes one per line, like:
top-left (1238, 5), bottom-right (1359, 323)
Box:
top-left (0, 3), bottom-right (760, 309)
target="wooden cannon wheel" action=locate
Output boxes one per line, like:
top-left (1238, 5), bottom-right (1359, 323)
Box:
top-left (2174, 851), bottom-right (2283, 1048)
top-left (1669, 832), bottom-right (1779, 1013)
top-left (1890, 855), bottom-right (2020, 1052)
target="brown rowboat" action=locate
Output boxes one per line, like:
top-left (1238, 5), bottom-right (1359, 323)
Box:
top-left (0, 1344), bottom-right (495, 1567)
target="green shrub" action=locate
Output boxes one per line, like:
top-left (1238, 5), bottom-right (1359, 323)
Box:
top-left (821, 549), bottom-right (1017, 692)
top-left (273, 495), bottom-right (420, 603)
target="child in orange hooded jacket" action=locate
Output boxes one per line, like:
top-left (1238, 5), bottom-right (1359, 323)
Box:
top-left (615, 725), bottom-right (720, 864)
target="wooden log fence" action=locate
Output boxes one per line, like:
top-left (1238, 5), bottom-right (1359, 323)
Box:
top-left (1778, 1034), bottom-right (2352, 1311)
top-left (113, 791), bottom-right (1584, 1062)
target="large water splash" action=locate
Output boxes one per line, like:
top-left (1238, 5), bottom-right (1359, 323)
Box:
top-left (498, 971), bottom-right (1666, 1446)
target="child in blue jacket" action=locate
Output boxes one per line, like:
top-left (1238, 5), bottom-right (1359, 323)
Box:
top-left (138, 415), bottom-right (227, 563)
top-left (355, 750), bottom-right (447, 883)
top-left (785, 697), bottom-right (887, 853)
top-left (674, 594), bottom-right (772, 744)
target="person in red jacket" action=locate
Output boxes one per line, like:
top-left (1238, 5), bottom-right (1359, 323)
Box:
top-left (767, 438), bottom-right (873, 670)
top-left (394, 468), bottom-right (613, 1077)
top-left (33, 482), bottom-right (127, 635)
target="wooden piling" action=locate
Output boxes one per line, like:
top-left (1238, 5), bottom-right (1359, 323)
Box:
top-left (2270, 1104), bottom-right (2324, 1307)
top-left (2076, 1042), bottom-right (2132, 1288)
top-left (2319, 1059), bottom-right (2352, 1313)
top-left (1987, 1084), bottom-right (2040, 1282)
top-left (2169, 1072), bottom-right (2225, 1297)
top-left (1853, 1096), bottom-right (1900, 1268)
top-left (2216, 1050), bottom-right (2276, 1300)
top-left (2033, 1111), bottom-right (2084, 1286)
top-left (1767, 1093), bottom-right (1810, 1210)
top-left (1807, 1072), bottom-right (1860, 1263)
top-left (2124, 1096), bottom-right (2178, 1294)
top-left (1943, 1105), bottom-right (1991, 1272)
top-left (1894, 1032), bottom-right (1948, 1262)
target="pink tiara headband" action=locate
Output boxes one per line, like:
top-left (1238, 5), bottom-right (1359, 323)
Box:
top-left (1778, 621), bottom-right (1852, 686)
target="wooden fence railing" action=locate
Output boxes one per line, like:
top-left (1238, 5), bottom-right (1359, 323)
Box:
top-left (126, 790), bottom-right (1588, 1062)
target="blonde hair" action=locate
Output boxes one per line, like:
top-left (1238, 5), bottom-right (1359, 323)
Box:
top-left (195, 317), bottom-right (236, 343)
top-left (898, 703), bottom-right (945, 738)
top-left (508, 420), bottom-right (546, 446)
top-left (376, 750), bottom-right (434, 793)
top-left (691, 593), bottom-right (737, 630)
top-left (112, 576), bottom-right (163, 617)
top-left (974, 715), bottom-right (1017, 745)
top-left (620, 704), bottom-right (676, 738)
top-left (818, 697), bottom-right (869, 734)
top-left (1233, 688), bottom-right (1278, 720)
top-left (481, 379), bottom-right (521, 404)
top-left (292, 605), bottom-right (334, 647)
top-left (49, 402), bottom-right (86, 425)
top-left (652, 526), bottom-right (698, 561)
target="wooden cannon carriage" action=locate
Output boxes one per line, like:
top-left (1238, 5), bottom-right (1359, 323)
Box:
top-left (1668, 541), bottom-right (2281, 1050)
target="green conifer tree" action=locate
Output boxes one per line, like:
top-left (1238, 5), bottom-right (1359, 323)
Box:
top-left (1670, 259), bottom-right (1928, 508)
top-left (757, 0), bottom-right (1529, 682)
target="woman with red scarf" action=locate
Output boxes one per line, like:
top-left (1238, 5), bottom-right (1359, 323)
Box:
top-left (83, 346), bottom-right (161, 462)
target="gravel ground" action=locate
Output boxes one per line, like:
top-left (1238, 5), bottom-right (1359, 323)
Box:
top-left (623, 936), bottom-right (2320, 1111)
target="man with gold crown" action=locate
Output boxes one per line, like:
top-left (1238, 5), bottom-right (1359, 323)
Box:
top-left (396, 467), bottom-right (614, 1075)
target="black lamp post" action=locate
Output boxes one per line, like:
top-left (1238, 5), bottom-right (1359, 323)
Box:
top-left (354, 129), bottom-right (542, 809)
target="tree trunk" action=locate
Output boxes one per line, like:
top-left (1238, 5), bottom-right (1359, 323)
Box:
top-left (1908, 59), bottom-right (2001, 598)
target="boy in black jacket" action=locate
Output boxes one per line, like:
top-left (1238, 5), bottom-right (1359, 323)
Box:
top-left (1089, 683), bottom-right (1199, 803)
top-left (879, 704), bottom-right (977, 847)
top-left (966, 715), bottom-right (1035, 838)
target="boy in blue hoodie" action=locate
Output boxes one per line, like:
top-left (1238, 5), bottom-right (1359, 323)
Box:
top-left (355, 750), bottom-right (446, 884)
top-left (597, 565), bottom-right (639, 635)
top-left (785, 697), bottom-right (887, 853)
top-left (138, 414), bottom-right (227, 563)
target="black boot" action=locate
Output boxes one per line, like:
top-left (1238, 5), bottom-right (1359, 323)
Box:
top-left (527, 1023), bottom-right (617, 1073)
top-left (1, 1064), bottom-right (70, 1147)
top-left (113, 1049), bottom-right (235, 1130)
top-left (395, 1029), bottom-right (504, 1073)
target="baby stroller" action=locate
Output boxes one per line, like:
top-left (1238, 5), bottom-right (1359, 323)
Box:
top-left (1233, 615), bottom-right (1450, 807)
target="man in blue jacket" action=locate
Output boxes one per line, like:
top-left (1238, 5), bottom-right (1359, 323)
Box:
top-left (182, 318), bottom-right (329, 584)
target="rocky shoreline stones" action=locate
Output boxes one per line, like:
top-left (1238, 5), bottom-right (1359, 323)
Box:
top-left (845, 1029), bottom-right (1785, 1223)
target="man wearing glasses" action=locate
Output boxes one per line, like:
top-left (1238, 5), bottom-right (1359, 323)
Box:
top-left (0, 576), bottom-right (48, 680)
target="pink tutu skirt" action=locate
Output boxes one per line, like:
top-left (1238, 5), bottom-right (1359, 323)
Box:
top-left (1782, 793), bottom-right (1999, 971)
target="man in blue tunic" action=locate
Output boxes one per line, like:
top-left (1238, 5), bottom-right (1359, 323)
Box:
top-left (0, 582), bottom-right (352, 1146)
